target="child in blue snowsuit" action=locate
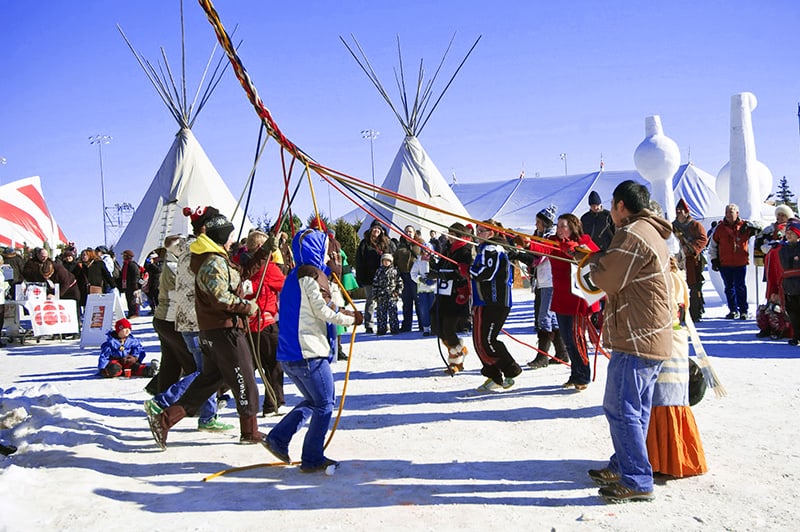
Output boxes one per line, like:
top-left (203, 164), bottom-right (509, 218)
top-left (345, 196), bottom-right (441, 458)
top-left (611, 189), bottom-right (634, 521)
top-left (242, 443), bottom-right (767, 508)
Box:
top-left (98, 318), bottom-right (157, 378)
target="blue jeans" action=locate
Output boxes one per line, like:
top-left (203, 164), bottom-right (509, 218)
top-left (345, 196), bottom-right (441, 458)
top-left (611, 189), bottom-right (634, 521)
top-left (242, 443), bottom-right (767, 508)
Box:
top-left (400, 272), bottom-right (417, 330)
top-left (417, 291), bottom-right (435, 329)
top-left (719, 265), bottom-right (748, 315)
top-left (556, 313), bottom-right (590, 384)
top-left (268, 358), bottom-right (335, 468)
top-left (362, 285), bottom-right (375, 329)
top-left (603, 351), bottom-right (663, 492)
top-left (153, 331), bottom-right (217, 424)
top-left (535, 287), bottom-right (556, 332)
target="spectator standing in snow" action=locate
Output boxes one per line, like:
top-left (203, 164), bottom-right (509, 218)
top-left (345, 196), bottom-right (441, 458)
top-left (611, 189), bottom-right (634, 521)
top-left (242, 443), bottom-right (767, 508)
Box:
top-left (583, 180), bottom-right (673, 503)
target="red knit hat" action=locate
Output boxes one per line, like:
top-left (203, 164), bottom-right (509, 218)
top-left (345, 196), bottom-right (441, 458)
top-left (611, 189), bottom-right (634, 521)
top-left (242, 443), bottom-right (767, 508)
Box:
top-left (183, 206), bottom-right (221, 234)
top-left (115, 318), bottom-right (132, 333)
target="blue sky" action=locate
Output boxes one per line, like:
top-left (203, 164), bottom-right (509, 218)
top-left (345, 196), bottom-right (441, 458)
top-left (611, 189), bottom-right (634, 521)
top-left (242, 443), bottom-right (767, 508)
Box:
top-left (1, 0), bottom-right (799, 248)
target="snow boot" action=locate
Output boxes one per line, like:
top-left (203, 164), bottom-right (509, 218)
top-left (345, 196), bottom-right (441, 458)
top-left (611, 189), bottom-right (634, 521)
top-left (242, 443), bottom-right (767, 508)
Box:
top-left (527, 330), bottom-right (553, 369)
top-left (239, 415), bottom-right (266, 445)
top-left (551, 329), bottom-right (570, 364)
top-left (446, 341), bottom-right (467, 373)
top-left (147, 404), bottom-right (186, 450)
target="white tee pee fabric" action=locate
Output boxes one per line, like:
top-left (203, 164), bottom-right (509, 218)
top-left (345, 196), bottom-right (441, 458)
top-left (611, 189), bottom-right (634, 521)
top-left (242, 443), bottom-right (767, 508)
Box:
top-left (0, 176), bottom-right (69, 249)
top-left (359, 135), bottom-right (471, 236)
top-left (113, 22), bottom-right (252, 262)
top-left (343, 36), bottom-right (478, 238)
top-left (113, 128), bottom-right (251, 262)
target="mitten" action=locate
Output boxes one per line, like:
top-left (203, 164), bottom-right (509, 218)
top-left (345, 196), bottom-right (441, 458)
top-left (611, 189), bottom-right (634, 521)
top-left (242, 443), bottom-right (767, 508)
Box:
top-left (711, 259), bottom-right (720, 272)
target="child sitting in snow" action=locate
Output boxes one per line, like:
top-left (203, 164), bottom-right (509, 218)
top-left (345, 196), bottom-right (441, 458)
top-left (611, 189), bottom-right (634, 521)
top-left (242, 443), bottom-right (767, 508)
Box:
top-left (98, 318), bottom-right (158, 378)
top-left (372, 253), bottom-right (403, 335)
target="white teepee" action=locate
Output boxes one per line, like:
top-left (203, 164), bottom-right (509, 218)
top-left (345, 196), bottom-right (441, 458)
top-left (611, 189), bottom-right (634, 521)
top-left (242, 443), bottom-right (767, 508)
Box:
top-left (342, 35), bottom-right (477, 237)
top-left (114, 128), bottom-right (251, 263)
top-left (114, 13), bottom-right (251, 262)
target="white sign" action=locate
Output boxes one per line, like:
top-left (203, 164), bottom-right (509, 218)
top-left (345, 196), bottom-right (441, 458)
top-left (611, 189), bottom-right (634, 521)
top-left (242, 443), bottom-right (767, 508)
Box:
top-left (25, 299), bottom-right (80, 336)
top-left (79, 292), bottom-right (126, 348)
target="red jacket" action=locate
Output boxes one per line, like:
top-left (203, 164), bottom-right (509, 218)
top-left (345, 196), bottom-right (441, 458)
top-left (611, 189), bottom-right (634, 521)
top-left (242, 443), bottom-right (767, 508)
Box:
top-left (246, 260), bottom-right (285, 332)
top-left (529, 234), bottom-right (600, 316)
top-left (713, 218), bottom-right (754, 267)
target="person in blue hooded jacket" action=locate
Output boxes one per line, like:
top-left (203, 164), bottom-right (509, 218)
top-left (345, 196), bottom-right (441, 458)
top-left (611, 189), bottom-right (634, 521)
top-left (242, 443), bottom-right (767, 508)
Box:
top-left (98, 318), bottom-right (157, 377)
top-left (263, 229), bottom-right (363, 473)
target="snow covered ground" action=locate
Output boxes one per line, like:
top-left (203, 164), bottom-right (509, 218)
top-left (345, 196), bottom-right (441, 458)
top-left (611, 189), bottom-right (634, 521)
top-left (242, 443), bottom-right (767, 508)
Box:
top-left (1, 287), bottom-right (799, 531)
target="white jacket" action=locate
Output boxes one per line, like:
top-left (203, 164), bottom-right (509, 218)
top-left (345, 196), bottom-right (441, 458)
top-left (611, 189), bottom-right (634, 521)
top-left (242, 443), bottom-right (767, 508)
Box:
top-left (410, 257), bottom-right (436, 294)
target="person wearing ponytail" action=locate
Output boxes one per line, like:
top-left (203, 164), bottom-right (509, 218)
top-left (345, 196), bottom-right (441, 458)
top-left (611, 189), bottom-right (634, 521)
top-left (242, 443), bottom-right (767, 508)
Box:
top-left (527, 213), bottom-right (601, 391)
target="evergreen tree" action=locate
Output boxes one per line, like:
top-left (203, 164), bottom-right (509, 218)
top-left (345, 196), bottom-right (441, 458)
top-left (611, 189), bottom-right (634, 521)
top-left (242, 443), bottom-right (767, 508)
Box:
top-left (775, 176), bottom-right (798, 214)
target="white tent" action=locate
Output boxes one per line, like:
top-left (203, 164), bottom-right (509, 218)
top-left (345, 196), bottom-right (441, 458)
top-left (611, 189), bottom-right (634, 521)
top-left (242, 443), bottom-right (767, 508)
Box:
top-left (114, 128), bottom-right (251, 262)
top-left (357, 135), bottom-right (471, 236)
top-left (342, 36), bottom-right (476, 237)
top-left (451, 163), bottom-right (725, 234)
top-left (113, 21), bottom-right (251, 263)
top-left (0, 176), bottom-right (69, 249)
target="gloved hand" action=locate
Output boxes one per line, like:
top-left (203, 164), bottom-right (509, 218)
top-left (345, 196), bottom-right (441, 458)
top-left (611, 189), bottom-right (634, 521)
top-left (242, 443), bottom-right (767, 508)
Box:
top-left (741, 221), bottom-right (760, 235)
top-left (571, 245), bottom-right (593, 262)
top-left (507, 248), bottom-right (525, 261)
top-left (265, 235), bottom-right (279, 253)
top-left (247, 300), bottom-right (260, 316)
top-left (352, 310), bottom-right (364, 326)
top-left (426, 269), bottom-right (441, 280)
top-left (123, 355), bottom-right (137, 366)
top-left (423, 277), bottom-right (437, 286)
top-left (711, 258), bottom-right (720, 272)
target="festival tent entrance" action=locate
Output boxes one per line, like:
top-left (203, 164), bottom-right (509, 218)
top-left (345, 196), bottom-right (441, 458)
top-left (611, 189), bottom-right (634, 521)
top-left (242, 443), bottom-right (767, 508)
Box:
top-left (0, 176), bottom-right (69, 249)
top-left (113, 24), bottom-right (251, 263)
top-left (451, 163), bottom-right (724, 233)
top-left (342, 36), bottom-right (476, 237)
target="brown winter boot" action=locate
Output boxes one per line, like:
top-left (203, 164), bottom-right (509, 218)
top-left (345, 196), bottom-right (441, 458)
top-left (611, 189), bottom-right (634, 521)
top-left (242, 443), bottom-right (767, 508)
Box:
top-left (551, 329), bottom-right (570, 365)
top-left (527, 330), bottom-right (553, 369)
top-left (239, 415), bottom-right (266, 445)
top-left (147, 405), bottom-right (186, 450)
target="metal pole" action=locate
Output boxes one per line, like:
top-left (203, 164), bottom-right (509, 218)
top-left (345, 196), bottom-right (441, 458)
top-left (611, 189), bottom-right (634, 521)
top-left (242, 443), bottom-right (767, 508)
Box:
top-left (560, 153), bottom-right (568, 176)
top-left (89, 135), bottom-right (112, 247)
top-left (0, 156), bottom-right (6, 185)
top-left (369, 136), bottom-right (375, 186)
top-left (361, 129), bottom-right (380, 189)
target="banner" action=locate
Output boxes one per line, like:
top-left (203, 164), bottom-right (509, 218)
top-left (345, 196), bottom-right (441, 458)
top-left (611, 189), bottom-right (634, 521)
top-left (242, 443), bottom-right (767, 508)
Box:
top-left (79, 292), bottom-right (126, 348)
top-left (26, 299), bottom-right (79, 336)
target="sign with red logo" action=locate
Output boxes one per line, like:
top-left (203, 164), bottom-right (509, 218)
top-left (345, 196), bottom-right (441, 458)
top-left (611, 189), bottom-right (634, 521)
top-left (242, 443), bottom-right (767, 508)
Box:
top-left (26, 299), bottom-right (79, 336)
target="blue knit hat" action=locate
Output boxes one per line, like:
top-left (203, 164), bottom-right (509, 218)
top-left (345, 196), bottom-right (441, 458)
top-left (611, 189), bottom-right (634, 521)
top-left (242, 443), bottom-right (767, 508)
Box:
top-left (588, 191), bottom-right (602, 206)
top-left (536, 204), bottom-right (558, 225)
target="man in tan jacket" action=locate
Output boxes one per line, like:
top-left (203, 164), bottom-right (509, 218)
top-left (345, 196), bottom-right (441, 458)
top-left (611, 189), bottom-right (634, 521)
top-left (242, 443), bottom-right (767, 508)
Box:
top-left (582, 180), bottom-right (673, 503)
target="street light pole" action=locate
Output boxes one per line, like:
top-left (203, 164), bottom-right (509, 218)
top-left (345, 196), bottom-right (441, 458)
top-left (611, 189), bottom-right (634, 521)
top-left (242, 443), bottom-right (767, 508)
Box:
top-left (0, 156), bottom-right (6, 185)
top-left (361, 129), bottom-right (380, 188)
top-left (89, 135), bottom-right (112, 247)
top-left (560, 152), bottom-right (568, 176)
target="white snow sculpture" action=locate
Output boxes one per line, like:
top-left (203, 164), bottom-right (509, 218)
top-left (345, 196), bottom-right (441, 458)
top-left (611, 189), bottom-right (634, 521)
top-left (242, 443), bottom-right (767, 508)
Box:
top-left (715, 92), bottom-right (773, 221)
top-left (634, 115), bottom-right (681, 218)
